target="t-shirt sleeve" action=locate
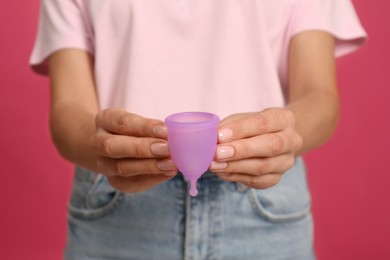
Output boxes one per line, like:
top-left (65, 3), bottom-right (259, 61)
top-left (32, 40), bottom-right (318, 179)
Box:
top-left (29, 0), bottom-right (93, 75)
top-left (291, 0), bottom-right (367, 57)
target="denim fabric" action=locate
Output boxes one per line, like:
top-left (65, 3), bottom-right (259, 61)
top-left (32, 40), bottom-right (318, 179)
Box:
top-left (65, 158), bottom-right (315, 260)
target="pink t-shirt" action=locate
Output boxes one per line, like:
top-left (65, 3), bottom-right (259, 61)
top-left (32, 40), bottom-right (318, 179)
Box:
top-left (30, 0), bottom-right (367, 120)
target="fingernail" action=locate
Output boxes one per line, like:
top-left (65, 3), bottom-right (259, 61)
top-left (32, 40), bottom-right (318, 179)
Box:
top-left (152, 125), bottom-right (167, 138)
top-left (150, 142), bottom-right (169, 156)
top-left (210, 161), bottom-right (228, 170)
top-left (217, 146), bottom-right (235, 160)
top-left (219, 128), bottom-right (233, 142)
top-left (157, 160), bottom-right (175, 171)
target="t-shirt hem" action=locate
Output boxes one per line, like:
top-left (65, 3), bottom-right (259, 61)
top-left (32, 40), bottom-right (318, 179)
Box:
top-left (291, 27), bottom-right (368, 58)
top-left (30, 44), bottom-right (93, 76)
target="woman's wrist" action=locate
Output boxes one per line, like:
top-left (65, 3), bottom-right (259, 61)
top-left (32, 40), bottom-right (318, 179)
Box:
top-left (50, 104), bottom-right (99, 171)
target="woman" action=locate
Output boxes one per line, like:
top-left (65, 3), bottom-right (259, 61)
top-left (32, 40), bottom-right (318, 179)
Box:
top-left (30, 0), bottom-right (366, 259)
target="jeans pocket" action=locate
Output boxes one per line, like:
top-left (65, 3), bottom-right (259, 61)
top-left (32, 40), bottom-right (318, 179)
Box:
top-left (247, 157), bottom-right (311, 223)
top-left (68, 167), bottom-right (124, 220)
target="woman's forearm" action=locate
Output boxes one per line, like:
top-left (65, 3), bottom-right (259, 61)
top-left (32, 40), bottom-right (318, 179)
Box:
top-left (287, 89), bottom-right (340, 155)
top-left (287, 31), bottom-right (340, 155)
top-left (48, 49), bottom-right (99, 171)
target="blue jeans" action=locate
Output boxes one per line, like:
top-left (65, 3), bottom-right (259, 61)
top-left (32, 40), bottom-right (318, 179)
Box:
top-left (65, 158), bottom-right (315, 260)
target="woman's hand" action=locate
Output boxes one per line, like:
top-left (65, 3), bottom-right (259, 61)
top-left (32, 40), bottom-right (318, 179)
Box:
top-left (48, 50), bottom-right (177, 193)
top-left (90, 109), bottom-right (178, 193)
top-left (209, 31), bottom-right (339, 189)
top-left (209, 108), bottom-right (303, 189)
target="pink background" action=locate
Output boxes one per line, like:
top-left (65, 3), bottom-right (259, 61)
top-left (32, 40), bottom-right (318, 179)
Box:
top-left (1, 0), bottom-right (389, 259)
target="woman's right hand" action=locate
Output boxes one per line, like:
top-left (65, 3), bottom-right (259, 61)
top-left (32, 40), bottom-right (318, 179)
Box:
top-left (90, 109), bottom-right (178, 193)
top-left (48, 50), bottom-right (176, 193)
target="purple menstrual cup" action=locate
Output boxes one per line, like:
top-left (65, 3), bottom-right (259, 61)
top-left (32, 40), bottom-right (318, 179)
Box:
top-left (165, 112), bottom-right (220, 196)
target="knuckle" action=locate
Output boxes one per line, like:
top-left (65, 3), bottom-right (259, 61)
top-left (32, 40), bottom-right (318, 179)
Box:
top-left (254, 114), bottom-right (268, 133)
top-left (248, 176), bottom-right (262, 187)
top-left (114, 160), bottom-right (125, 176)
top-left (117, 114), bottom-right (131, 133)
top-left (255, 160), bottom-right (272, 175)
top-left (295, 134), bottom-right (303, 151)
top-left (269, 134), bottom-right (284, 155)
top-left (277, 108), bottom-right (295, 126)
top-left (284, 109), bottom-right (295, 122)
top-left (134, 141), bottom-right (147, 157)
top-left (102, 138), bottom-right (114, 156)
top-left (144, 120), bottom-right (157, 137)
top-left (251, 175), bottom-right (281, 190)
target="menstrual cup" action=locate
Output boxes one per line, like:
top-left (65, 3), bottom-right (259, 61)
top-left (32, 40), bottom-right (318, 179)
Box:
top-left (165, 112), bottom-right (220, 196)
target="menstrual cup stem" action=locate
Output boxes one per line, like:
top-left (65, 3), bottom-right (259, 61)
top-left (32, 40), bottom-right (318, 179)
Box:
top-left (189, 178), bottom-right (199, 197)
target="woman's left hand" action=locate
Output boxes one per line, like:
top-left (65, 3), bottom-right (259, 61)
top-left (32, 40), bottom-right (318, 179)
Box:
top-left (209, 108), bottom-right (303, 189)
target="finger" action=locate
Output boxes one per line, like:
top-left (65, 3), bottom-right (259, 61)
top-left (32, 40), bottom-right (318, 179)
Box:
top-left (211, 154), bottom-right (295, 176)
top-left (96, 109), bottom-right (167, 138)
top-left (216, 172), bottom-right (282, 190)
top-left (218, 108), bottom-right (295, 143)
top-left (96, 156), bottom-right (177, 177)
top-left (219, 112), bottom-right (252, 125)
top-left (91, 132), bottom-right (169, 159)
top-left (108, 174), bottom-right (175, 193)
top-left (215, 131), bottom-right (300, 161)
